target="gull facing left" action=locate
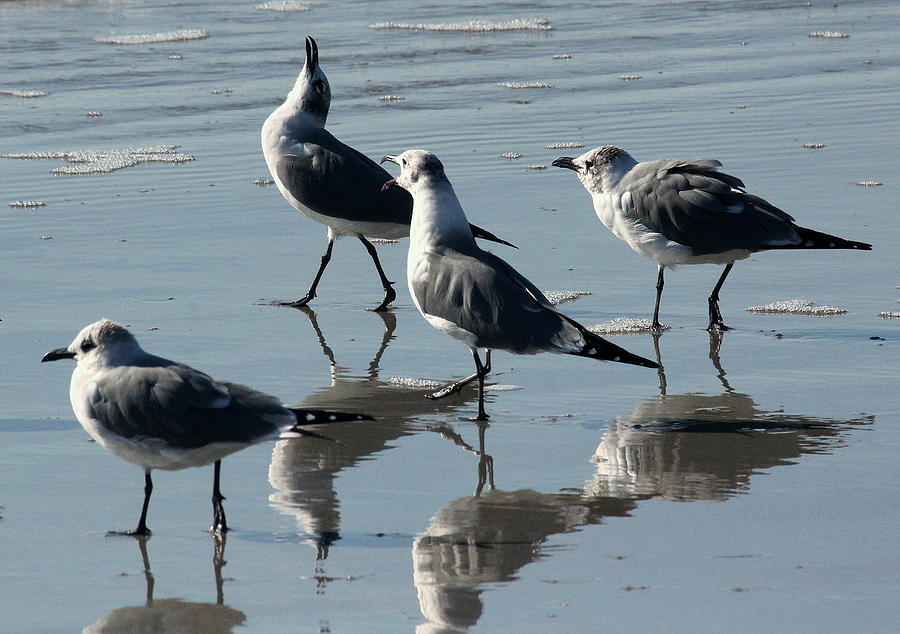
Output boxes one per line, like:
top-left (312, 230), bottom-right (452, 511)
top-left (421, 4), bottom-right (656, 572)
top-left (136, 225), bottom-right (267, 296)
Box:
top-left (382, 150), bottom-right (658, 421)
top-left (42, 319), bottom-right (372, 535)
top-left (552, 146), bottom-right (872, 331)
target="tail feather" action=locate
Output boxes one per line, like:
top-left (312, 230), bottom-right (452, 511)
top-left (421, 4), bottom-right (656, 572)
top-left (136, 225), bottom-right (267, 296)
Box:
top-left (775, 226), bottom-right (872, 251)
top-left (571, 329), bottom-right (659, 368)
top-left (469, 222), bottom-right (518, 249)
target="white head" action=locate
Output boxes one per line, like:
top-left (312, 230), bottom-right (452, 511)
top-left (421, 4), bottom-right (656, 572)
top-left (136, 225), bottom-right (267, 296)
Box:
top-left (42, 319), bottom-right (144, 368)
top-left (380, 150), bottom-right (450, 194)
top-left (288, 35), bottom-right (331, 124)
top-left (551, 145), bottom-right (637, 194)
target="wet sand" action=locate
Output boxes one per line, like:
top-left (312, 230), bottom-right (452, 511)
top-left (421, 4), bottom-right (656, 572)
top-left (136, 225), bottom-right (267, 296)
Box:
top-left (1, 0), bottom-right (898, 631)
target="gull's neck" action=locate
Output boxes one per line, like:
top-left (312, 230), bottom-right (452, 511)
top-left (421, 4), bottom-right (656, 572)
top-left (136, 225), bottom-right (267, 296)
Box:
top-left (279, 89), bottom-right (327, 128)
top-left (88, 344), bottom-right (147, 371)
top-left (601, 153), bottom-right (639, 192)
top-left (408, 180), bottom-right (476, 252)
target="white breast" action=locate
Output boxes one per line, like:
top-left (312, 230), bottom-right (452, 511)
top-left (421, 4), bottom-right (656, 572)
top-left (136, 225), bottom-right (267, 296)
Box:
top-left (591, 192), bottom-right (750, 267)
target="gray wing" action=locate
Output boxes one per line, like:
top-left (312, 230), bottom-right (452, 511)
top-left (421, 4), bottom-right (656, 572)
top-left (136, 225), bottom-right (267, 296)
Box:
top-left (623, 159), bottom-right (801, 254)
top-left (411, 247), bottom-right (578, 354)
top-left (275, 128), bottom-right (413, 226)
top-left (91, 360), bottom-right (291, 448)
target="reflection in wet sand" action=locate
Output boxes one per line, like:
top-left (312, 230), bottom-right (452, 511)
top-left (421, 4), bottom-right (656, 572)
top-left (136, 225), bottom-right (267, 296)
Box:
top-left (268, 308), bottom-right (479, 559)
top-left (413, 483), bottom-right (638, 633)
top-left (590, 332), bottom-right (873, 500)
top-left (413, 332), bottom-right (871, 632)
top-left (83, 535), bottom-right (244, 633)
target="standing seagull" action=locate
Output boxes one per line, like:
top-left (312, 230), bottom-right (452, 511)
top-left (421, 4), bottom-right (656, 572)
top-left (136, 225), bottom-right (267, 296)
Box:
top-left (381, 150), bottom-right (657, 421)
top-left (552, 146), bottom-right (872, 331)
top-left (261, 36), bottom-right (513, 311)
top-left (42, 319), bottom-right (372, 535)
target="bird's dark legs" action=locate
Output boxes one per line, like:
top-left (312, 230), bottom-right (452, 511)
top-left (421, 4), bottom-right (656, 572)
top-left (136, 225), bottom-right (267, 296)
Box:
top-left (211, 460), bottom-right (228, 534)
top-left (280, 238), bottom-right (334, 308)
top-left (129, 472), bottom-right (153, 536)
top-left (652, 265), bottom-right (665, 332)
top-left (707, 262), bottom-right (734, 331)
top-left (358, 236), bottom-right (396, 311)
top-left (107, 472), bottom-right (153, 536)
top-left (472, 350), bottom-right (491, 421)
top-left (427, 351), bottom-right (492, 419)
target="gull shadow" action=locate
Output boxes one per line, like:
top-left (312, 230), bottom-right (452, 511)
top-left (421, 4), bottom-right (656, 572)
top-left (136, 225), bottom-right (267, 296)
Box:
top-left (83, 534), bottom-right (245, 633)
top-left (411, 331), bottom-right (872, 632)
top-left (267, 307), bottom-right (480, 563)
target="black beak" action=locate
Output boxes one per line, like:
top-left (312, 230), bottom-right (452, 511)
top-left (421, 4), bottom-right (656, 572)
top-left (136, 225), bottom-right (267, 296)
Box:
top-left (551, 156), bottom-right (579, 171)
top-left (380, 155), bottom-right (398, 165)
top-left (305, 35), bottom-right (318, 70)
top-left (42, 348), bottom-right (76, 363)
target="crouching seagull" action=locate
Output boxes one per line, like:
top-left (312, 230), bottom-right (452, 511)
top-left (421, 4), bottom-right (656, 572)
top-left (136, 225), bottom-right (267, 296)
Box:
top-left (381, 150), bottom-right (658, 421)
top-left (552, 146), bottom-right (872, 331)
top-left (42, 319), bottom-right (373, 535)
top-left (261, 36), bottom-right (513, 311)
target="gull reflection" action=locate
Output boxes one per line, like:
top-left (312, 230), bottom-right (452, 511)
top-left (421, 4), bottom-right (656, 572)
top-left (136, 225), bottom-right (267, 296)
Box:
top-left (588, 331), bottom-right (872, 500)
top-left (413, 422), bottom-right (641, 633)
top-left (268, 308), bottom-right (478, 561)
top-left (413, 331), bottom-right (871, 632)
top-left (83, 534), bottom-right (244, 633)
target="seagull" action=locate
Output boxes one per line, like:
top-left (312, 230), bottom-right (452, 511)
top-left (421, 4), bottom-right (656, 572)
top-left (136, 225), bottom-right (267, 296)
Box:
top-left (41, 319), bottom-right (373, 535)
top-left (261, 36), bottom-right (513, 311)
top-left (381, 150), bottom-right (658, 421)
top-left (552, 146), bottom-right (872, 331)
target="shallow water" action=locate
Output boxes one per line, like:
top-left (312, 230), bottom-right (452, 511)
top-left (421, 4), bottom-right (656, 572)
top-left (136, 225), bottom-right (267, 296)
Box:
top-left (2, 0), bottom-right (898, 631)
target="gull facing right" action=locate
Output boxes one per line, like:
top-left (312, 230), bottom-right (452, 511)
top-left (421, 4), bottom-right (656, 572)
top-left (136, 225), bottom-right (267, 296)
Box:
top-left (552, 146), bottom-right (872, 331)
top-left (382, 150), bottom-right (658, 421)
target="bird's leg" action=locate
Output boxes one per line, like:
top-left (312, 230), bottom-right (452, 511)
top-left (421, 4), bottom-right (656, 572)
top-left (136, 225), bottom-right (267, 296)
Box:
top-left (279, 238), bottom-right (334, 308)
top-left (652, 265), bottom-right (665, 333)
top-left (108, 472), bottom-right (154, 536)
top-left (211, 460), bottom-right (228, 534)
top-left (427, 372), bottom-right (480, 400)
top-left (358, 236), bottom-right (396, 311)
top-left (473, 349), bottom-right (491, 421)
top-left (121, 472), bottom-right (154, 536)
top-left (707, 262), bottom-right (734, 331)
top-left (427, 350), bottom-right (492, 408)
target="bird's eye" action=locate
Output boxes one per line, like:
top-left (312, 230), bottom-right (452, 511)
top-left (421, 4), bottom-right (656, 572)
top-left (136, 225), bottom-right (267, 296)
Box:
top-left (585, 160), bottom-right (594, 169)
top-left (80, 340), bottom-right (96, 352)
top-left (314, 80), bottom-right (325, 93)
top-left (401, 158), bottom-right (408, 166)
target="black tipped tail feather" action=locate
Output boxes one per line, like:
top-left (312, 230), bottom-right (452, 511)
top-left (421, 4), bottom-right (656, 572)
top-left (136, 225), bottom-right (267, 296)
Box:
top-left (571, 329), bottom-right (659, 369)
top-left (775, 226), bottom-right (872, 251)
top-left (469, 223), bottom-right (518, 249)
